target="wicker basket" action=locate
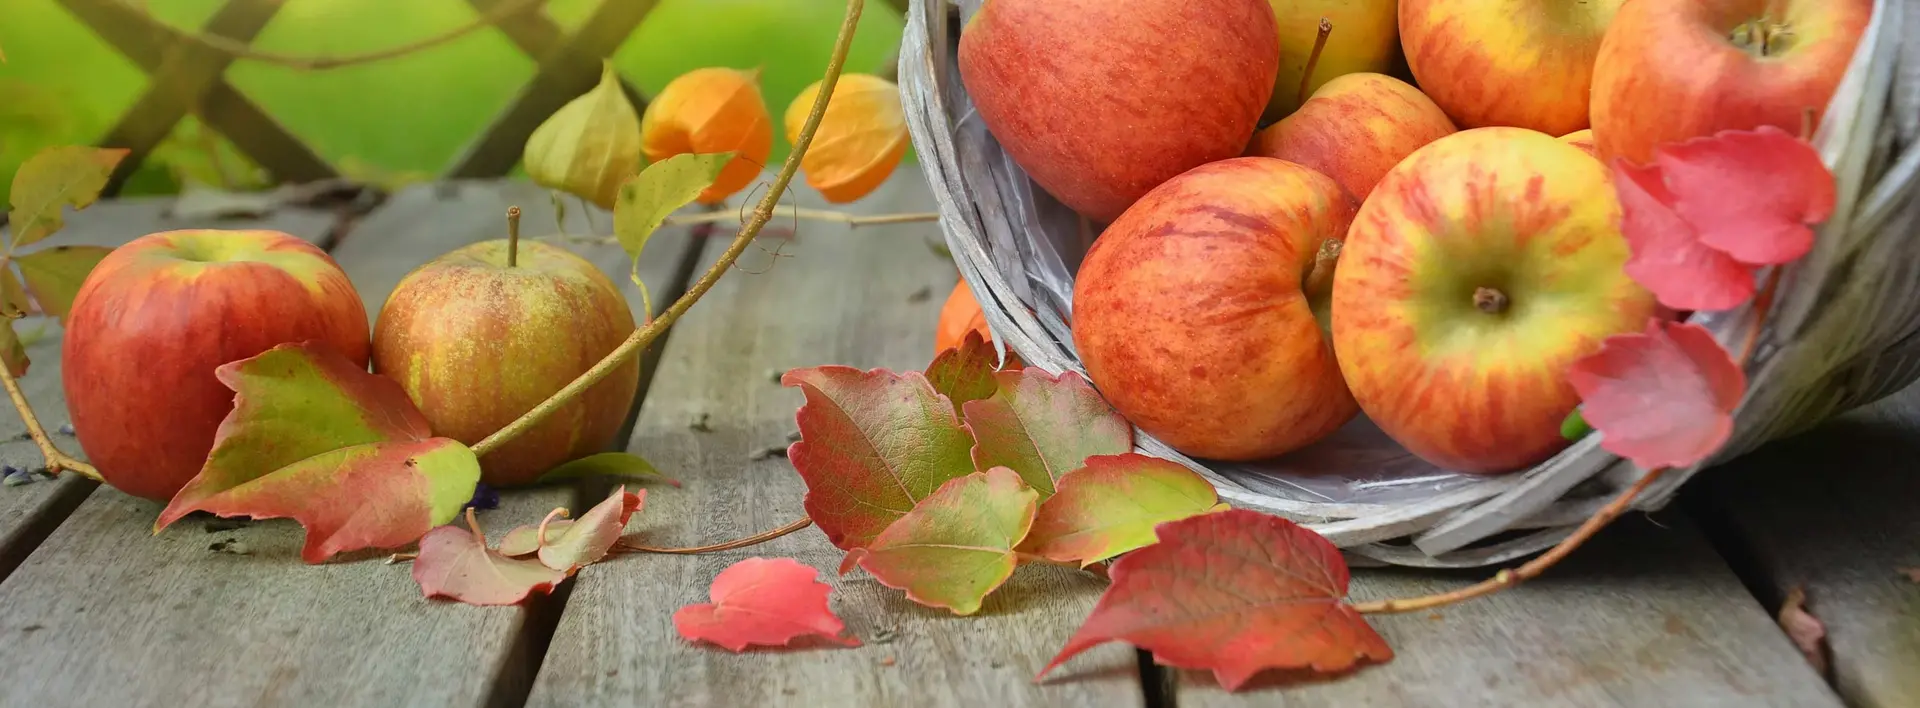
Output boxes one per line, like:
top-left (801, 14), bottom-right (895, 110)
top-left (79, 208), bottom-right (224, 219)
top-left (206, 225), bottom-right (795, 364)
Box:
top-left (899, 0), bottom-right (1920, 567)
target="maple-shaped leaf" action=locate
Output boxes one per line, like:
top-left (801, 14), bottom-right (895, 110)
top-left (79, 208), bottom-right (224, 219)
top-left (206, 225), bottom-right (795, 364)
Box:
top-left (6, 146), bottom-right (129, 249)
top-left (14, 245), bottom-right (113, 324)
top-left (163, 437), bottom-right (481, 563)
top-left (783, 365), bottom-right (976, 550)
top-left (1655, 126), bottom-right (1835, 266)
top-left (537, 486), bottom-right (645, 571)
top-left (1020, 453), bottom-right (1227, 567)
top-left (674, 557), bottom-right (861, 652)
top-left (964, 368), bottom-right (1131, 498)
top-left (415, 509), bottom-right (568, 606)
top-left (160, 341), bottom-right (435, 523)
top-left (1614, 159), bottom-right (1758, 311)
top-left (1039, 509), bottom-right (1392, 690)
top-left (845, 466), bottom-right (1038, 616)
top-left (923, 330), bottom-right (1000, 414)
top-left (1566, 319), bottom-right (1745, 469)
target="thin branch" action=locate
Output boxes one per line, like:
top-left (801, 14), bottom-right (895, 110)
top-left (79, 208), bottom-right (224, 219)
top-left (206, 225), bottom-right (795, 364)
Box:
top-left (670, 206), bottom-right (935, 228)
top-left (118, 0), bottom-right (548, 71)
top-left (615, 517), bottom-right (812, 555)
top-left (0, 353), bottom-right (100, 481)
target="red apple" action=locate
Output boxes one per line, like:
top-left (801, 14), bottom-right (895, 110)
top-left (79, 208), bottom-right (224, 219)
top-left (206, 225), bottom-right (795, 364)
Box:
top-left (1249, 72), bottom-right (1457, 201)
top-left (62, 229), bottom-right (371, 501)
top-left (1331, 127), bottom-right (1657, 473)
top-left (372, 239), bottom-right (638, 487)
top-left (1399, 0), bottom-right (1624, 136)
top-left (1073, 157), bottom-right (1358, 461)
top-left (958, 0), bottom-right (1278, 224)
top-left (1591, 0), bottom-right (1872, 165)
top-left (1558, 128), bottom-right (1598, 157)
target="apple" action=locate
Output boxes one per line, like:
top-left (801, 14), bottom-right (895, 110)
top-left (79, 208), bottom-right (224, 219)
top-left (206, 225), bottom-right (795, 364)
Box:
top-left (1399, 0), bottom-right (1624, 136)
top-left (372, 239), bottom-right (639, 487)
top-left (1248, 72), bottom-right (1456, 201)
top-left (958, 0), bottom-right (1278, 224)
top-left (1558, 128), bottom-right (1598, 157)
top-left (1262, 0), bottom-right (1404, 121)
top-left (1072, 157), bottom-right (1357, 461)
top-left (1591, 0), bottom-right (1873, 165)
top-left (62, 229), bottom-right (371, 501)
top-left (1331, 127), bottom-right (1656, 473)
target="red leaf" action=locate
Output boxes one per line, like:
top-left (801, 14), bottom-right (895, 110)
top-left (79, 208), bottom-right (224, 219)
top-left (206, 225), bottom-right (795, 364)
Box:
top-left (923, 330), bottom-right (1001, 414)
top-left (537, 486), bottom-right (645, 572)
top-left (964, 368), bottom-right (1132, 498)
top-left (1039, 509), bottom-right (1391, 691)
top-left (674, 557), bottom-right (861, 651)
top-left (1567, 319), bottom-right (1745, 469)
top-left (1656, 126), bottom-right (1835, 266)
top-left (1613, 159), bottom-right (1757, 311)
top-left (783, 365), bottom-right (976, 551)
top-left (414, 509), bottom-right (567, 606)
top-left (844, 466), bottom-right (1038, 615)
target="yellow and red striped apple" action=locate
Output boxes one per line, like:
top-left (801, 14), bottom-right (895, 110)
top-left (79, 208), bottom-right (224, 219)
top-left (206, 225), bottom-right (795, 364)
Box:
top-left (372, 239), bottom-right (638, 487)
top-left (62, 229), bottom-right (371, 501)
top-left (1399, 0), bottom-right (1623, 136)
top-left (1591, 0), bottom-right (1872, 165)
top-left (1249, 72), bottom-right (1457, 202)
top-left (1073, 157), bottom-right (1357, 461)
top-left (1331, 128), bottom-right (1657, 473)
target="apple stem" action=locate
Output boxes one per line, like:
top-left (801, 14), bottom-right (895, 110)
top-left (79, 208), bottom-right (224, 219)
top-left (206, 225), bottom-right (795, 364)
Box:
top-left (1296, 17), bottom-right (1334, 108)
top-left (615, 516), bottom-right (812, 555)
top-left (0, 352), bottom-right (101, 482)
top-left (1473, 286), bottom-right (1509, 315)
top-left (467, 0), bottom-right (866, 462)
top-left (1302, 238), bottom-right (1342, 300)
top-left (506, 206), bottom-right (522, 268)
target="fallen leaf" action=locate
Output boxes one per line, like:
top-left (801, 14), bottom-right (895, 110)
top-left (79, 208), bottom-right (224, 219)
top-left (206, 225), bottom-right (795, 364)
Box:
top-left (674, 557), bottom-right (861, 651)
top-left (1778, 586), bottom-right (1829, 676)
top-left (524, 60), bottom-right (644, 210)
top-left (1020, 453), bottom-right (1227, 567)
top-left (964, 368), bottom-right (1132, 497)
top-left (14, 245), bottom-right (113, 323)
top-left (498, 520), bottom-right (565, 557)
top-left (614, 151), bottom-right (732, 284)
top-left (639, 67), bottom-right (773, 204)
top-left (1656, 126), bottom-right (1835, 266)
top-left (923, 329), bottom-right (999, 414)
top-left (535, 451), bottom-right (680, 487)
top-left (782, 73), bottom-right (909, 204)
top-left (163, 437), bottom-right (481, 564)
top-left (1566, 319), bottom-right (1745, 469)
top-left (414, 509), bottom-right (568, 606)
top-left (160, 340), bottom-right (437, 526)
top-left (537, 486), bottom-right (646, 572)
top-left (6, 145), bottom-right (129, 249)
top-left (783, 365), bottom-right (976, 550)
top-left (1614, 159), bottom-right (1758, 311)
top-left (1039, 509), bottom-right (1391, 690)
top-left (845, 467), bottom-right (1038, 616)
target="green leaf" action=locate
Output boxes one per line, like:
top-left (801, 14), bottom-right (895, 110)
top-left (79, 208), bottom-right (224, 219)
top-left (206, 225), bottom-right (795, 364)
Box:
top-left (845, 467), bottom-right (1038, 616)
top-left (536, 451), bottom-right (679, 487)
top-left (161, 437), bottom-right (481, 564)
top-left (0, 268), bottom-right (29, 319)
top-left (0, 320), bottom-right (27, 378)
top-left (924, 330), bottom-right (999, 415)
top-left (964, 368), bottom-right (1132, 498)
top-left (1019, 453), bottom-right (1228, 567)
top-left (7, 146), bottom-right (129, 249)
top-left (1561, 408), bottom-right (1593, 441)
top-left (614, 151), bottom-right (732, 281)
top-left (156, 341), bottom-right (442, 531)
top-left (15, 245), bottom-right (112, 324)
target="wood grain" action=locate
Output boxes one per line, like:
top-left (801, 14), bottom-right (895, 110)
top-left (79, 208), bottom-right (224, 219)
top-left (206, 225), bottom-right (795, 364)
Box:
top-left (1168, 514), bottom-right (1841, 707)
top-left (1692, 380), bottom-right (1920, 708)
top-left (0, 180), bottom-right (698, 706)
top-left (523, 172), bottom-right (1145, 707)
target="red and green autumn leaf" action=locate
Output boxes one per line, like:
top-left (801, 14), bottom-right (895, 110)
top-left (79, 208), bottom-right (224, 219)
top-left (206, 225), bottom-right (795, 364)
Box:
top-left (1020, 453), bottom-right (1227, 567)
top-left (674, 557), bottom-right (861, 651)
top-left (1568, 319), bottom-right (1745, 469)
top-left (536, 486), bottom-right (645, 572)
top-left (1041, 509), bottom-right (1392, 691)
top-left (965, 368), bottom-right (1132, 497)
top-left (414, 509), bottom-right (568, 606)
top-left (923, 330), bottom-right (1002, 412)
top-left (844, 466), bottom-right (1038, 616)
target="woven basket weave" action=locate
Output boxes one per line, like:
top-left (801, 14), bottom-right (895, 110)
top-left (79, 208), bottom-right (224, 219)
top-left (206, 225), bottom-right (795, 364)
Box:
top-left (899, 0), bottom-right (1920, 567)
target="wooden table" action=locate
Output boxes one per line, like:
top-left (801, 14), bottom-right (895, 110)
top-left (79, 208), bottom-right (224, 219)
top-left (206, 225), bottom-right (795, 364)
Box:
top-left (0, 171), bottom-right (1910, 708)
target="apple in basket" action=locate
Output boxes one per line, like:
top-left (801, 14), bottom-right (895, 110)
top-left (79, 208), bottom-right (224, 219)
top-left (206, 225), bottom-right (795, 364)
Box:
top-left (61, 229), bottom-right (371, 501)
top-left (1590, 0), bottom-right (1874, 165)
top-left (1398, 0), bottom-right (1624, 137)
top-left (957, 0), bottom-right (1279, 224)
top-left (1072, 157), bottom-right (1358, 461)
top-left (1260, 0), bottom-right (1404, 121)
top-left (1331, 127), bottom-right (1657, 474)
top-left (1248, 72), bottom-right (1458, 202)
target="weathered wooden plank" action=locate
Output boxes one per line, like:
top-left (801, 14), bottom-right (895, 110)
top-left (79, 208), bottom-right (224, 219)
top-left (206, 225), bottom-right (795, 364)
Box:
top-left (1161, 514), bottom-right (1839, 707)
top-left (0, 179), bottom-right (699, 706)
top-left (1692, 381), bottom-right (1920, 708)
top-left (524, 172), bottom-right (1144, 707)
top-left (466, 0), bottom-right (651, 110)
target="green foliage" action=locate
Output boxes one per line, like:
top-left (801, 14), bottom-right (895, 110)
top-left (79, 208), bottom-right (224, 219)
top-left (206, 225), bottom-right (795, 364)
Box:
top-left (0, 145), bottom-right (125, 375)
top-left (536, 451), bottom-right (675, 486)
top-left (614, 151), bottom-right (731, 286)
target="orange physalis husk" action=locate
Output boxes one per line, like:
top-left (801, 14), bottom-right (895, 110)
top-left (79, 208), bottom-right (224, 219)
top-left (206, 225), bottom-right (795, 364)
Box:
top-left (522, 60), bottom-right (643, 210)
top-left (639, 67), bottom-right (774, 205)
top-left (783, 73), bottom-right (909, 204)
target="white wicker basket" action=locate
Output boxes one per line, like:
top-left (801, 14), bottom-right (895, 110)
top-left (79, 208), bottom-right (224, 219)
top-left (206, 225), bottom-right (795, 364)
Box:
top-left (898, 0), bottom-right (1920, 567)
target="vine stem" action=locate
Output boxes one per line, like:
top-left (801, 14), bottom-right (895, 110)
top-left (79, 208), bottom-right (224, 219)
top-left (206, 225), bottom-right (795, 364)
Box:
top-left (124, 0), bottom-right (548, 71)
top-left (469, 0), bottom-right (866, 460)
top-left (667, 207), bottom-right (937, 228)
top-left (615, 517), bottom-right (812, 555)
top-left (0, 352), bottom-right (100, 482)
top-left (1354, 273), bottom-right (1783, 615)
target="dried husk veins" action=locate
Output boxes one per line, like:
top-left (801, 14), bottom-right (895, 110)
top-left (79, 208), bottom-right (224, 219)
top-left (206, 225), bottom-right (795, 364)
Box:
top-left (783, 73), bottom-right (909, 203)
top-left (640, 67), bottom-right (775, 205)
top-left (523, 60), bottom-right (644, 210)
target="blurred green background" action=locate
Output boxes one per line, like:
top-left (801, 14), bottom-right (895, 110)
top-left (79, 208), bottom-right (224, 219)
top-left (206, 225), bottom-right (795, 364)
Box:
top-left (0, 0), bottom-right (906, 197)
